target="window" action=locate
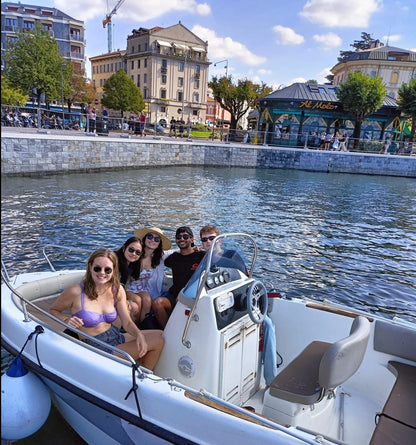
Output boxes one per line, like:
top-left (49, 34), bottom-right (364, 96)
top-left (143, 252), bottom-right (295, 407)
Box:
top-left (143, 88), bottom-right (148, 99)
top-left (144, 73), bottom-right (147, 83)
top-left (178, 62), bottom-right (184, 72)
top-left (161, 106), bottom-right (166, 113)
top-left (138, 44), bottom-right (141, 52)
top-left (5, 18), bottom-right (17, 31)
top-left (193, 93), bottom-right (199, 103)
top-left (195, 65), bottom-right (200, 74)
top-left (161, 89), bottom-right (167, 99)
top-left (162, 59), bottom-right (167, 68)
top-left (23, 21), bottom-right (35, 29)
top-left (370, 71), bottom-right (377, 79)
top-left (194, 79), bottom-right (200, 89)
top-left (162, 75), bottom-right (167, 84)
top-left (178, 77), bottom-right (184, 87)
top-left (178, 91), bottom-right (183, 102)
top-left (137, 74), bottom-right (140, 87)
top-left (131, 61), bottom-right (134, 69)
top-left (144, 59), bottom-right (147, 68)
top-left (390, 71), bottom-right (399, 84)
top-left (131, 46), bottom-right (134, 53)
top-left (137, 60), bottom-right (140, 69)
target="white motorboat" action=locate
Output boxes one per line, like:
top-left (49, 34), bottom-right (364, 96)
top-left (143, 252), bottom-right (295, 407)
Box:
top-left (1, 234), bottom-right (415, 444)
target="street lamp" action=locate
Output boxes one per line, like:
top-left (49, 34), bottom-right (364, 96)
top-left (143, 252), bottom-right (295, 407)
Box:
top-left (213, 59), bottom-right (228, 141)
top-left (60, 63), bottom-right (65, 121)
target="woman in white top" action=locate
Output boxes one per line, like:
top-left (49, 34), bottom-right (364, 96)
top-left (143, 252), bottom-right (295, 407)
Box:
top-left (126, 227), bottom-right (174, 325)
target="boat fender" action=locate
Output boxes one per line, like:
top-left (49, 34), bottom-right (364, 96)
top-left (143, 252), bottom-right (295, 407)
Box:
top-left (1, 357), bottom-right (51, 440)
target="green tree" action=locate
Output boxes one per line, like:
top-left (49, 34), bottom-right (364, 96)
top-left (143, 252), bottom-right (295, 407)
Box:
top-left (3, 22), bottom-right (72, 106)
top-left (101, 69), bottom-right (144, 117)
top-left (337, 71), bottom-right (386, 143)
top-left (397, 78), bottom-right (416, 142)
top-left (209, 76), bottom-right (273, 129)
top-left (1, 76), bottom-right (29, 106)
top-left (338, 32), bottom-right (380, 62)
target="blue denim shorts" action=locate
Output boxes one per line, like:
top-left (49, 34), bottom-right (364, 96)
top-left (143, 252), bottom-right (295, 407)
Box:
top-left (82, 324), bottom-right (125, 354)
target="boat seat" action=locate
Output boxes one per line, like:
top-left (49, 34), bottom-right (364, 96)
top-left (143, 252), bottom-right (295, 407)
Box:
top-left (369, 361), bottom-right (416, 444)
top-left (269, 315), bottom-right (370, 404)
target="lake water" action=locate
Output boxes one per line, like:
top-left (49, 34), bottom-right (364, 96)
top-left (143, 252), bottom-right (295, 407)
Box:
top-left (2, 166), bottom-right (416, 321)
top-left (1, 166), bottom-right (415, 443)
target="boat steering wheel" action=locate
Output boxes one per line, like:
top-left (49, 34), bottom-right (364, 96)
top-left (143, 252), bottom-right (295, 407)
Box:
top-left (246, 280), bottom-right (267, 324)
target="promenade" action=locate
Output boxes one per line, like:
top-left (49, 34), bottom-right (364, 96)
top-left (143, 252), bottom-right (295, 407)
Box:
top-left (2, 126), bottom-right (416, 177)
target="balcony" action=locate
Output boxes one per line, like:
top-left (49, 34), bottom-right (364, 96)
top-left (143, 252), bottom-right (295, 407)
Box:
top-left (161, 67), bottom-right (167, 74)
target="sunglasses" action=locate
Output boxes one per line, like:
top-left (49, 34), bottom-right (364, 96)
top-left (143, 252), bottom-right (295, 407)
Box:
top-left (201, 235), bottom-right (216, 242)
top-left (176, 234), bottom-right (191, 240)
top-left (127, 246), bottom-right (142, 256)
top-left (146, 233), bottom-right (161, 243)
top-left (93, 266), bottom-right (113, 274)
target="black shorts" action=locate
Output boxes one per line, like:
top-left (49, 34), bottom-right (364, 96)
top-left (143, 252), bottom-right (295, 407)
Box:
top-left (82, 325), bottom-right (125, 354)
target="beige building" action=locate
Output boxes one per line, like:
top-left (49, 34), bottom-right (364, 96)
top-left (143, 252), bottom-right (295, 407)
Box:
top-left (90, 50), bottom-right (126, 96)
top-left (90, 21), bottom-right (209, 125)
top-left (331, 43), bottom-right (416, 99)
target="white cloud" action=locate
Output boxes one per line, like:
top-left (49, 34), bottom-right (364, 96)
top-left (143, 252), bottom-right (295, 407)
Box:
top-left (300, 0), bottom-right (381, 27)
top-left (313, 33), bottom-right (342, 50)
top-left (192, 25), bottom-right (267, 66)
top-left (290, 77), bottom-right (307, 84)
top-left (273, 25), bottom-right (305, 45)
top-left (382, 34), bottom-right (401, 43)
top-left (258, 69), bottom-right (272, 76)
top-left (317, 67), bottom-right (333, 83)
top-left (55, 0), bottom-right (211, 22)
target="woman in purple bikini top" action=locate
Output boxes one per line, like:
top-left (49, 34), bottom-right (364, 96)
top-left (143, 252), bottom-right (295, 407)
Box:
top-left (72, 283), bottom-right (118, 328)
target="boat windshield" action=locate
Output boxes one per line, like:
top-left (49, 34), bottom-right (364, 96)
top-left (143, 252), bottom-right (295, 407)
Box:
top-left (182, 234), bottom-right (256, 300)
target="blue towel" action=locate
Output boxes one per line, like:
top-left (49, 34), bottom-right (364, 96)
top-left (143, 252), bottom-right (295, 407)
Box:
top-left (262, 314), bottom-right (278, 385)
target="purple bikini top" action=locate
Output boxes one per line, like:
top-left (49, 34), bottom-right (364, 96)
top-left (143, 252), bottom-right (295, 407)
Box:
top-left (72, 283), bottom-right (117, 328)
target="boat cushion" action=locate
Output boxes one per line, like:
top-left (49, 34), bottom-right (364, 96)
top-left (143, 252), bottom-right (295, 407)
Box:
top-left (369, 361), bottom-right (416, 444)
top-left (374, 319), bottom-right (416, 362)
top-left (269, 341), bottom-right (331, 405)
top-left (319, 315), bottom-right (370, 390)
top-left (369, 414), bottom-right (416, 445)
top-left (383, 361), bottom-right (416, 429)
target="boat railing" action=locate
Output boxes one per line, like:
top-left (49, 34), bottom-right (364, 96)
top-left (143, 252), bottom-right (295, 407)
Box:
top-left (42, 244), bottom-right (94, 271)
top-left (1, 263), bottom-right (140, 370)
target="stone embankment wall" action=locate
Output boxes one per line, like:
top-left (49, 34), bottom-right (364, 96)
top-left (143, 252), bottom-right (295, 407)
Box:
top-left (2, 133), bottom-right (416, 177)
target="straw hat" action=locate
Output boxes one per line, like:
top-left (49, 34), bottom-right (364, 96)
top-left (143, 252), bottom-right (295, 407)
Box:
top-left (134, 227), bottom-right (171, 250)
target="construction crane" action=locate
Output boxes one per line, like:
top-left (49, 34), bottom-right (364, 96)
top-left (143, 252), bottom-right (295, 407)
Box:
top-left (103, 0), bottom-right (126, 53)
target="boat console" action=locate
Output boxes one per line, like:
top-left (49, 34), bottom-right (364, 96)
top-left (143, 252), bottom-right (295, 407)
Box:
top-left (154, 234), bottom-right (267, 405)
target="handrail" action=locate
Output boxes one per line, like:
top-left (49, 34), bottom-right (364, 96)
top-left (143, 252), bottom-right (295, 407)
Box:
top-left (1, 266), bottom-right (138, 368)
top-left (181, 233), bottom-right (257, 348)
top-left (42, 244), bottom-right (93, 271)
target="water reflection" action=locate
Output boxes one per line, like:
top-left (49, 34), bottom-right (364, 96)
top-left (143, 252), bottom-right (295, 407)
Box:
top-left (1, 167), bottom-right (416, 322)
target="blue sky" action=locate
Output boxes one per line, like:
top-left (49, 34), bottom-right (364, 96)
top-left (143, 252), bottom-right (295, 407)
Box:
top-left (11, 0), bottom-right (416, 89)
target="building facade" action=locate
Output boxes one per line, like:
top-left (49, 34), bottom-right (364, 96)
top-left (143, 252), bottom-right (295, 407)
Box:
top-left (331, 43), bottom-right (416, 99)
top-left (90, 50), bottom-right (126, 96)
top-left (1, 2), bottom-right (86, 73)
top-left (90, 21), bottom-right (209, 125)
top-left (206, 87), bottom-right (231, 127)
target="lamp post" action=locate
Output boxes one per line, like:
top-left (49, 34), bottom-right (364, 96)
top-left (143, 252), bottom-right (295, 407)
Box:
top-left (213, 59), bottom-right (228, 141)
top-left (60, 63), bottom-right (65, 122)
top-left (181, 53), bottom-right (187, 123)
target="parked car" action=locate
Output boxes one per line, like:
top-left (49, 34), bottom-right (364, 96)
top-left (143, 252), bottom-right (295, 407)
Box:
top-left (144, 123), bottom-right (169, 135)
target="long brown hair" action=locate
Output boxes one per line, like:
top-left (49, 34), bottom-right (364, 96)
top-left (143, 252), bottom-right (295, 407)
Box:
top-left (83, 248), bottom-right (120, 300)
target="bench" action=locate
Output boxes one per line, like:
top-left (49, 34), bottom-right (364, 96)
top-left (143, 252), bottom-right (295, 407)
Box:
top-left (369, 361), bottom-right (416, 444)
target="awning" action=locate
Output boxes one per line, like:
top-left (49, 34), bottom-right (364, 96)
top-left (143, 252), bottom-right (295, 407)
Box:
top-left (192, 46), bottom-right (205, 52)
top-left (156, 40), bottom-right (172, 47)
top-left (173, 43), bottom-right (189, 51)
